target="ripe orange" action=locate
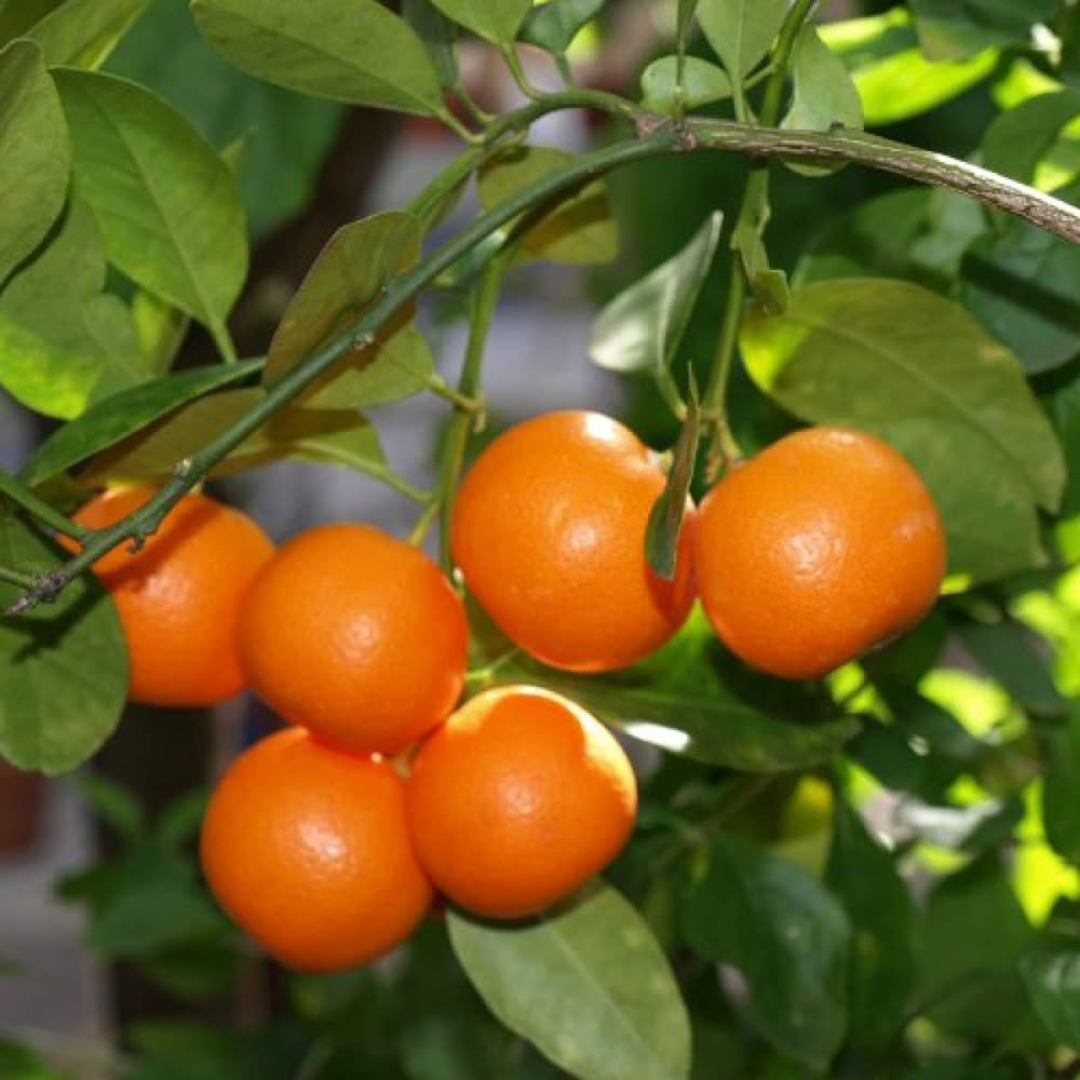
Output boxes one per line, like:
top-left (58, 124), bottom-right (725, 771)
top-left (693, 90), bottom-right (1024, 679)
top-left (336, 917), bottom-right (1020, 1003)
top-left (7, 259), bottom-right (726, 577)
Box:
top-left (406, 686), bottom-right (637, 919)
top-left (238, 524), bottom-right (467, 756)
top-left (450, 411), bottom-right (695, 673)
top-left (695, 426), bottom-right (946, 680)
top-left (69, 486), bottom-right (275, 707)
top-left (201, 727), bottom-right (432, 972)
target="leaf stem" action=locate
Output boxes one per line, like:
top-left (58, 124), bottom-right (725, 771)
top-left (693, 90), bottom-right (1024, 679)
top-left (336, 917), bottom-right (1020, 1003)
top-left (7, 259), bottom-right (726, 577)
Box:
top-left (210, 321), bottom-right (239, 365)
top-left (501, 44), bottom-right (542, 101)
top-left (425, 373), bottom-right (485, 412)
top-left (0, 565), bottom-right (38, 590)
top-left (701, 268), bottom-right (746, 479)
top-left (0, 469), bottom-right (87, 541)
top-left (298, 442), bottom-right (432, 503)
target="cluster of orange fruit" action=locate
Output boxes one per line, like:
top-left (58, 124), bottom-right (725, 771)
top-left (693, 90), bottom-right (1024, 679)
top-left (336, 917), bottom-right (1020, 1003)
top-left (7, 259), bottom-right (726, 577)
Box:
top-left (73, 412), bottom-right (945, 972)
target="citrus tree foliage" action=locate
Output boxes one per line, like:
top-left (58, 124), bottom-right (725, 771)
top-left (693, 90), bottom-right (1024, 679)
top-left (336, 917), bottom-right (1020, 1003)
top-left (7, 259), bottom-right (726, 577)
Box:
top-left (0, 0), bottom-right (1080, 1077)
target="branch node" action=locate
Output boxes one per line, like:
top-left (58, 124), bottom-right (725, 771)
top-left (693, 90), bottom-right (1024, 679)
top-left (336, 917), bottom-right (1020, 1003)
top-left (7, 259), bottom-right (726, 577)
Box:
top-left (173, 457), bottom-right (195, 479)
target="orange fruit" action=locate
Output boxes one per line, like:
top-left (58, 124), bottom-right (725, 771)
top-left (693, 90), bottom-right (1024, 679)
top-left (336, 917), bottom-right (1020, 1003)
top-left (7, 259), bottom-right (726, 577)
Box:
top-left (406, 686), bottom-right (637, 919)
top-left (450, 411), bottom-right (695, 672)
top-left (238, 524), bottom-right (467, 755)
top-left (69, 486), bottom-right (275, 707)
top-left (201, 727), bottom-right (432, 972)
top-left (695, 426), bottom-right (946, 680)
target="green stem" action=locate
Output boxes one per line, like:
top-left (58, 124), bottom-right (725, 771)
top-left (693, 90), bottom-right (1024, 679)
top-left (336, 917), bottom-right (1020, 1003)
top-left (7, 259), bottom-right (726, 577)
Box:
top-left (0, 565), bottom-right (38, 590)
top-left (501, 44), bottom-right (542, 100)
top-left (701, 268), bottom-right (745, 478)
top-left (210, 321), bottom-right (239, 365)
top-left (0, 469), bottom-right (87, 541)
top-left (298, 442), bottom-right (431, 503)
top-left (425, 373), bottom-right (485, 412)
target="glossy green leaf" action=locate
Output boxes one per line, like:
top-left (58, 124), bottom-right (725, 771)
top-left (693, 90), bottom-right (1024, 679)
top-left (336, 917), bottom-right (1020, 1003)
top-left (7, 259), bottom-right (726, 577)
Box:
top-left (741, 278), bottom-right (1066, 582)
top-left (519, 0), bottom-right (603, 55)
top-left (478, 145), bottom-right (618, 265)
top-left (645, 397), bottom-right (698, 580)
top-left (1042, 701), bottom-right (1080, 866)
top-left (55, 69), bottom-right (247, 349)
top-left (449, 883), bottom-right (691, 1080)
top-left (590, 211), bottom-right (722, 379)
top-left (402, 0), bottom-right (459, 92)
top-left (0, 40), bottom-right (70, 287)
top-left (19, 362), bottom-right (260, 487)
top-left (909, 0), bottom-right (1056, 62)
top-left (263, 211), bottom-right (434, 409)
top-left (1021, 950), bottom-right (1080, 1050)
top-left (428, 0), bottom-right (531, 46)
top-left (191, 0), bottom-right (446, 118)
top-left (826, 798), bottom-right (917, 1049)
top-left (496, 613), bottom-right (861, 773)
top-left (0, 199), bottom-right (146, 421)
top-left (983, 91), bottom-right (1080, 184)
top-left (696, 0), bottom-right (787, 80)
top-left (27, 0), bottom-right (149, 68)
top-left (683, 833), bottom-right (850, 1069)
top-left (0, 513), bottom-right (128, 775)
top-left (640, 55), bottom-right (731, 114)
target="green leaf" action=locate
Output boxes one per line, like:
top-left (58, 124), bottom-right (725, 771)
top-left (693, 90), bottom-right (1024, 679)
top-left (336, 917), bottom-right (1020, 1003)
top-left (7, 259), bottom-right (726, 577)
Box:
top-left (0, 513), bottom-right (128, 775)
top-left (696, 0), bottom-right (787, 81)
top-left (427, 0), bottom-right (531, 46)
top-left (76, 773), bottom-right (145, 840)
top-left (0, 199), bottom-right (146, 420)
top-left (908, 0), bottom-right (1056, 62)
top-left (130, 289), bottom-right (189, 377)
top-left (155, 786), bottom-right (209, 850)
top-left (478, 145), bottom-right (618, 266)
top-left (741, 278), bottom-right (1066, 583)
top-left (982, 91), bottom-right (1080, 185)
top-left (27, 0), bottom-right (150, 68)
top-left (682, 833), bottom-right (850, 1069)
top-left (1041, 701), bottom-right (1080, 865)
top-left (402, 0), bottom-right (460, 92)
top-left (1020, 950), bottom-right (1080, 1050)
top-left (1065, 9), bottom-right (1080, 96)
top-left (0, 1), bottom-right (65, 46)
top-left (826, 797), bottom-right (917, 1050)
top-left (496, 612), bottom-right (861, 773)
top-left (263, 211), bottom-right (435, 409)
top-left (0, 40), bottom-right (70, 287)
top-left (519, 0), bottom-right (604, 55)
top-left (590, 211), bottom-right (722, 381)
top-left (19, 361), bottom-right (261, 486)
top-left (0, 1038), bottom-right (66, 1080)
top-left (645, 398), bottom-right (698, 581)
top-left (449, 883), bottom-right (691, 1080)
top-left (640, 56), bottom-right (731, 114)
top-left (191, 0), bottom-right (447, 117)
top-left (54, 69), bottom-right (248, 349)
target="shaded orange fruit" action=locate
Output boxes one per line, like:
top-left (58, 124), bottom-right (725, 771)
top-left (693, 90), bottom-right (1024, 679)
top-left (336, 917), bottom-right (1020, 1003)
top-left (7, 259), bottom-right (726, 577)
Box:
top-left (450, 411), bottom-right (694, 672)
top-left (69, 486), bottom-right (275, 707)
top-left (201, 727), bottom-right (432, 972)
top-left (406, 686), bottom-right (637, 919)
top-left (695, 427), bottom-right (946, 680)
top-left (238, 524), bottom-right (467, 755)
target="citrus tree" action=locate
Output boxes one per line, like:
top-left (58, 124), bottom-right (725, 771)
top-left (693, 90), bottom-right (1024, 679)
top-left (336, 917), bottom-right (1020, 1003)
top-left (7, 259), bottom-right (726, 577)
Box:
top-left (2, 0), bottom-right (1080, 1076)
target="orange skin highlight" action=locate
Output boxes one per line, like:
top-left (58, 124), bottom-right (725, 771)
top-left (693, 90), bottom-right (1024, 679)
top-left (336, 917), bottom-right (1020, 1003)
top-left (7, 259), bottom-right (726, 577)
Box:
top-left (695, 427), bottom-right (947, 680)
top-left (239, 524), bottom-right (467, 756)
top-left (201, 727), bottom-right (432, 973)
top-left (406, 686), bottom-right (638, 919)
top-left (69, 486), bottom-right (275, 707)
top-left (451, 411), bottom-right (695, 673)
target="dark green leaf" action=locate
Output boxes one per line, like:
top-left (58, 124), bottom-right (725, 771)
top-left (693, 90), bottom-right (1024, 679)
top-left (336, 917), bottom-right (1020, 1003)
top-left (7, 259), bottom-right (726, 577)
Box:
top-left (191, 0), bottom-right (447, 117)
top-left (1065, 8), bottom-right (1080, 95)
top-left (590, 211), bottom-right (722, 379)
top-left (682, 833), bottom-right (849, 1069)
top-left (55, 69), bottom-right (248, 349)
top-left (645, 399), bottom-right (698, 581)
top-left (0, 40), bottom-right (70, 287)
top-left (27, 0), bottom-right (149, 68)
top-left (696, 0), bottom-right (787, 80)
top-left (0, 0), bottom-right (65, 45)
top-left (155, 786), bottom-right (209, 849)
top-left (983, 91), bottom-right (1080, 185)
top-left (428, 0), bottom-right (531, 46)
top-left (741, 279), bottom-right (1066, 583)
top-left (263, 211), bottom-right (434, 408)
top-left (478, 145), bottom-right (618, 266)
top-left (826, 797), bottom-right (917, 1049)
top-left (0, 1038), bottom-right (65, 1080)
top-left (1020, 949), bottom-right (1080, 1050)
top-left (19, 361), bottom-right (260, 486)
top-left (1042, 701), bottom-right (1080, 865)
top-left (403, 0), bottom-right (460, 91)
top-left (0, 514), bottom-right (128, 775)
top-left (76, 773), bottom-right (145, 841)
top-left (640, 56), bottom-right (731, 114)
top-left (0, 200), bottom-right (146, 419)
top-left (520, 0), bottom-right (604, 55)
top-left (909, 0), bottom-right (1056, 61)
top-left (449, 883), bottom-right (691, 1080)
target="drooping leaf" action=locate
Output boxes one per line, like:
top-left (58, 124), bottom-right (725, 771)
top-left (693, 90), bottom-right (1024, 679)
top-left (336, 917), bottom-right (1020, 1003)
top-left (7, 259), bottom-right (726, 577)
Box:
top-left (982, 91), bottom-right (1080, 185)
top-left (682, 833), bottom-right (850, 1069)
top-left (402, 0), bottom-right (460, 92)
top-left (19, 361), bottom-right (261, 486)
top-left (1020, 950), bottom-right (1080, 1050)
top-left (908, 0), bottom-right (1056, 62)
top-left (478, 145), bottom-right (618, 265)
top-left (263, 211), bottom-right (435, 409)
top-left (0, 513), bottom-right (128, 775)
top-left (54, 69), bottom-right (248, 350)
top-left (826, 797), bottom-right (917, 1050)
top-left (519, 0), bottom-right (604, 55)
top-left (427, 0), bottom-right (531, 46)
top-left (191, 0), bottom-right (447, 118)
top-left (449, 883), bottom-right (691, 1080)
top-left (741, 278), bottom-right (1066, 583)
top-left (640, 55), bottom-right (731, 114)
top-left (27, 0), bottom-right (149, 68)
top-left (645, 395), bottom-right (698, 580)
top-left (0, 200), bottom-right (146, 420)
top-left (695, 0), bottom-right (788, 81)
top-left (0, 40), bottom-right (70, 287)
